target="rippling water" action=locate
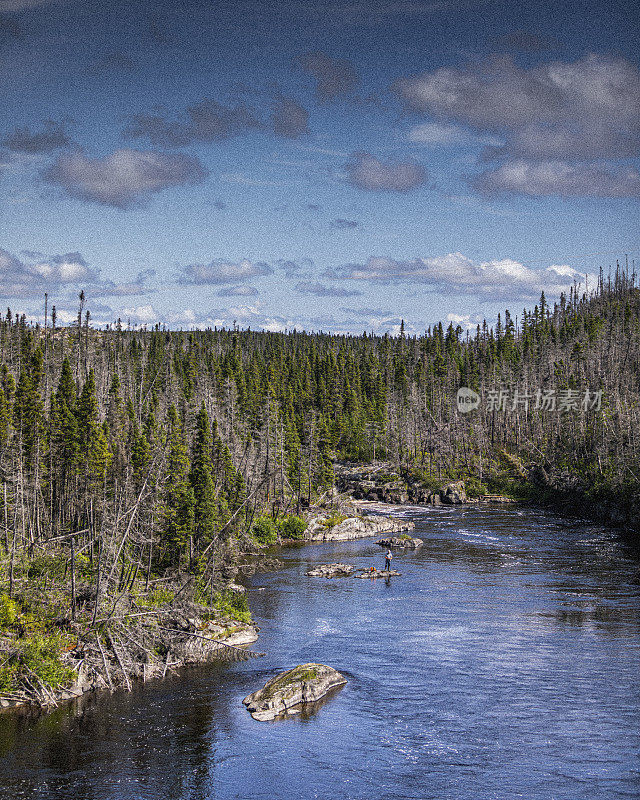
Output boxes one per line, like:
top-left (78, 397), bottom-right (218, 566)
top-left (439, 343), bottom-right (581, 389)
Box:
top-left (1, 505), bottom-right (639, 800)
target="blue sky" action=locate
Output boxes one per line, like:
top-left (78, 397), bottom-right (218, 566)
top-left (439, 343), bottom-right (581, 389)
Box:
top-left (1, 0), bottom-right (638, 334)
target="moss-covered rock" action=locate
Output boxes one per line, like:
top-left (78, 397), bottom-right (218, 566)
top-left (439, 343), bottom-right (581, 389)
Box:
top-left (243, 663), bottom-right (347, 721)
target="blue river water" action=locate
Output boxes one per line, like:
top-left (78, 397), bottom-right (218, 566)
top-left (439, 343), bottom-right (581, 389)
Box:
top-left (1, 503), bottom-right (639, 800)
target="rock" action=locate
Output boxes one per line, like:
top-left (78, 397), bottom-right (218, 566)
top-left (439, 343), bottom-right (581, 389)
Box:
top-left (243, 663), bottom-right (347, 721)
top-left (306, 563), bottom-right (355, 578)
top-left (376, 536), bottom-right (423, 549)
top-left (528, 464), bottom-right (550, 486)
top-left (354, 568), bottom-right (400, 578)
top-left (308, 514), bottom-right (415, 542)
top-left (479, 494), bottom-right (517, 503)
top-left (440, 481), bottom-right (467, 504)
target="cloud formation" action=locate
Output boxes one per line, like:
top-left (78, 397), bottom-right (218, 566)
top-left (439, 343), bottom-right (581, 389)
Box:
top-left (275, 258), bottom-right (315, 277)
top-left (3, 120), bottom-right (74, 153)
top-left (178, 259), bottom-right (273, 285)
top-left (124, 99), bottom-right (261, 148)
top-left (295, 281), bottom-right (361, 297)
top-left (446, 312), bottom-right (485, 330)
top-left (42, 148), bottom-right (208, 207)
top-left (271, 96), bottom-right (309, 138)
top-left (325, 252), bottom-right (596, 299)
top-left (395, 55), bottom-right (640, 159)
top-left (0, 248), bottom-right (98, 297)
top-left (396, 54), bottom-right (640, 197)
top-left (474, 160), bottom-right (640, 198)
top-left (298, 51), bottom-right (359, 101)
top-left (344, 152), bottom-right (427, 191)
top-left (91, 269), bottom-right (156, 297)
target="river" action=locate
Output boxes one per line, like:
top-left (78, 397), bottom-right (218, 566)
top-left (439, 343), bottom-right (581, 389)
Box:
top-left (1, 504), bottom-right (639, 800)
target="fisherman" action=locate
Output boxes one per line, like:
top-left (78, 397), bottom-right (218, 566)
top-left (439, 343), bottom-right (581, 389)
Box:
top-left (384, 549), bottom-right (392, 572)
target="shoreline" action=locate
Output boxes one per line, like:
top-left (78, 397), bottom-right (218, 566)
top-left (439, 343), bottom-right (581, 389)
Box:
top-left (0, 505), bottom-right (413, 716)
top-left (2, 488), bottom-right (634, 718)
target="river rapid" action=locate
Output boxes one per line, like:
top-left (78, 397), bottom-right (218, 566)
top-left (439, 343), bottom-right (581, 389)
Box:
top-left (1, 504), bottom-right (639, 800)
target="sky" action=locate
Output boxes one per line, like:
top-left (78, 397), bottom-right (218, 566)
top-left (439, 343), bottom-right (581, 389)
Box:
top-left (1, 0), bottom-right (638, 335)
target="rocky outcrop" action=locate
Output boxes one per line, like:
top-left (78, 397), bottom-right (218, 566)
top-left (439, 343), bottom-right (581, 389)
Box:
top-left (334, 463), bottom-right (473, 507)
top-left (306, 563), bottom-right (355, 578)
top-left (306, 514), bottom-right (415, 542)
top-left (376, 535), bottom-right (423, 549)
top-left (440, 481), bottom-right (467, 505)
top-left (354, 568), bottom-right (400, 578)
top-left (243, 663), bottom-right (347, 721)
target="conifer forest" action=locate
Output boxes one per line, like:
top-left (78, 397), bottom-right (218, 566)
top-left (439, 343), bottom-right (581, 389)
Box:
top-left (0, 269), bottom-right (638, 705)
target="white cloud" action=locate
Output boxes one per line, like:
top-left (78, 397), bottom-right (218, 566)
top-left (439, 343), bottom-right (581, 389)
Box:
top-left (0, 248), bottom-right (99, 297)
top-left (474, 160), bottom-right (640, 197)
top-left (325, 251), bottom-right (597, 299)
top-left (121, 304), bottom-right (157, 324)
top-left (446, 312), bottom-right (485, 330)
top-left (395, 54), bottom-right (640, 197)
top-left (395, 54), bottom-right (640, 160)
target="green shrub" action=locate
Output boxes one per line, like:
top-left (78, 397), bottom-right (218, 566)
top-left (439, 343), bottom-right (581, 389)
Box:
top-left (251, 515), bottom-right (277, 545)
top-left (18, 632), bottom-right (74, 688)
top-left (0, 592), bottom-right (18, 627)
top-left (464, 477), bottom-right (487, 498)
top-left (0, 631), bottom-right (75, 692)
top-left (148, 588), bottom-right (175, 607)
top-left (27, 553), bottom-right (66, 580)
top-left (319, 512), bottom-right (347, 529)
top-left (277, 515), bottom-right (307, 540)
top-left (213, 589), bottom-right (251, 624)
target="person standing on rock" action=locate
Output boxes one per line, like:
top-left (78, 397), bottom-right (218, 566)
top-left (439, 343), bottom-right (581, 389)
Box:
top-left (384, 550), bottom-right (392, 572)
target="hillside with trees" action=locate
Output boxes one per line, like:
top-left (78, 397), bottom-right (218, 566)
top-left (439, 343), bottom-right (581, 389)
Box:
top-left (0, 267), bottom-right (638, 706)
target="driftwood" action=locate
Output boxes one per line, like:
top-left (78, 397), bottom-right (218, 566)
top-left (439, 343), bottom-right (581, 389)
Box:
top-left (96, 633), bottom-right (114, 691)
top-left (156, 626), bottom-right (265, 660)
top-left (107, 634), bottom-right (131, 692)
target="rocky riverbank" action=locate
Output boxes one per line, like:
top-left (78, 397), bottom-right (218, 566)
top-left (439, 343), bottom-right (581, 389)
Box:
top-left (305, 511), bottom-right (415, 542)
top-left (0, 596), bottom-right (261, 712)
top-left (334, 464), bottom-right (474, 507)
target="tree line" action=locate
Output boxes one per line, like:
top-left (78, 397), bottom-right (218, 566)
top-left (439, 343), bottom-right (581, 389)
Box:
top-left (0, 264), bottom-right (638, 609)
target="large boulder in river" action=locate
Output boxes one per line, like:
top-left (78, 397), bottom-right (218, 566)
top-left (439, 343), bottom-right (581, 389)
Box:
top-left (376, 535), bottom-right (423, 549)
top-left (306, 563), bottom-right (355, 577)
top-left (243, 663), bottom-right (347, 721)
